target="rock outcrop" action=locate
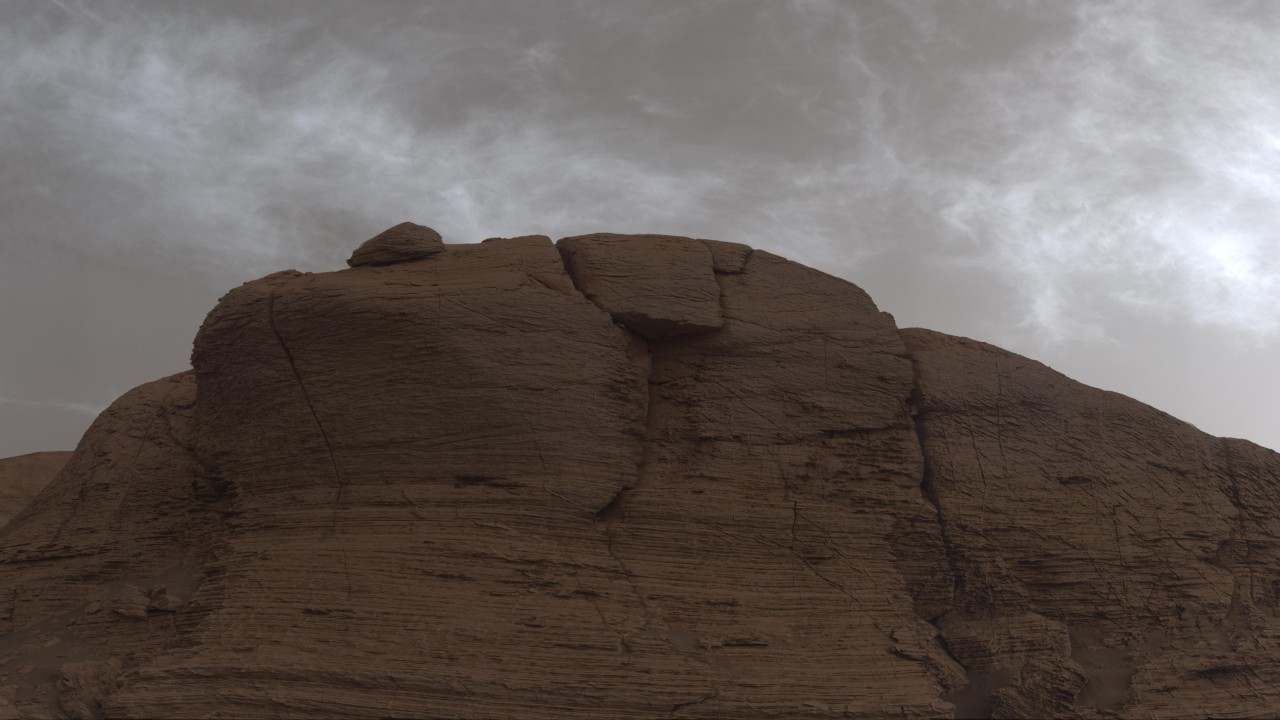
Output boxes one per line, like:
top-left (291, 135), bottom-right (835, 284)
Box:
top-left (556, 234), bottom-right (726, 339)
top-left (903, 329), bottom-right (1280, 718)
top-left (346, 221), bottom-right (445, 267)
top-left (0, 451), bottom-right (70, 529)
top-left (0, 226), bottom-right (1276, 718)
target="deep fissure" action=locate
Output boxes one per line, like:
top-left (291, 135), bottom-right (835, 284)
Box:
top-left (904, 343), bottom-right (977, 704)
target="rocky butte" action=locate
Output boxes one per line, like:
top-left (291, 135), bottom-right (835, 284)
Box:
top-left (1, 224), bottom-right (1278, 719)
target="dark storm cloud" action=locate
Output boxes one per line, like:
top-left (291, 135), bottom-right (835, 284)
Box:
top-left (2, 0), bottom-right (1279, 454)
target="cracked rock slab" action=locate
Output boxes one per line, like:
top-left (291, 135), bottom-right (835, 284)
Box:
top-left (702, 239), bottom-right (752, 274)
top-left (556, 233), bottom-right (723, 340)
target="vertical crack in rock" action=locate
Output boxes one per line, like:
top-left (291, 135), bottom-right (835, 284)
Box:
top-left (1217, 438), bottom-right (1257, 629)
top-left (707, 245), bottom-right (752, 339)
top-left (711, 271), bottom-right (732, 321)
top-left (906, 352), bottom-right (961, 614)
top-left (557, 236), bottom-right (735, 698)
top-left (706, 244), bottom-right (750, 328)
top-left (551, 240), bottom-right (665, 635)
top-left (905, 347), bottom-right (973, 698)
top-left (266, 289), bottom-right (344, 536)
top-left (553, 242), bottom-right (607, 315)
top-left (555, 233), bottom-right (728, 677)
top-left (600, 336), bottom-right (732, 702)
top-left (594, 342), bottom-right (658, 629)
top-left (703, 239), bottom-right (754, 277)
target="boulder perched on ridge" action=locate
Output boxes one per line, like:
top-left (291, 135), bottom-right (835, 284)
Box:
top-left (346, 221), bottom-right (445, 267)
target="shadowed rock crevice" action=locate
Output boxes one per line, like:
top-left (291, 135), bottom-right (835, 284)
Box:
top-left (266, 289), bottom-right (345, 535)
top-left (899, 341), bottom-right (976, 707)
top-left (907, 354), bottom-right (960, 614)
top-left (549, 234), bottom-right (661, 522)
top-left (703, 239), bottom-right (753, 276)
top-left (592, 351), bottom-right (659, 522)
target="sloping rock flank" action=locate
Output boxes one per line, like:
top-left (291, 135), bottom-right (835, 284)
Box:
top-left (0, 230), bottom-right (1276, 718)
top-left (903, 329), bottom-right (1280, 717)
top-left (0, 451), bottom-right (71, 529)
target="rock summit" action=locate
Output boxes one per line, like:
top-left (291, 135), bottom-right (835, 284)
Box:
top-left (346, 221), bottom-right (445, 267)
top-left (1, 229), bottom-right (1278, 718)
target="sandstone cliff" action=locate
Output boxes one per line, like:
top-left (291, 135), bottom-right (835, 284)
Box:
top-left (1, 227), bottom-right (1276, 718)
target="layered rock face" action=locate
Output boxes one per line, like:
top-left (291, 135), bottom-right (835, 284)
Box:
top-left (904, 330), bottom-right (1280, 718)
top-left (1, 227), bottom-right (1277, 718)
top-left (0, 452), bottom-right (70, 529)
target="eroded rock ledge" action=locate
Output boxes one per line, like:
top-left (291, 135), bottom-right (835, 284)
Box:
top-left (0, 227), bottom-right (1277, 719)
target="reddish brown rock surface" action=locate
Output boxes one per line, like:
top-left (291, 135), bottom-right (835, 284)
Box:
top-left (556, 233), bottom-right (725, 339)
top-left (346, 221), bottom-right (445, 267)
top-left (0, 451), bottom-right (70, 529)
top-left (0, 231), bottom-right (1276, 718)
top-left (903, 329), bottom-right (1280, 718)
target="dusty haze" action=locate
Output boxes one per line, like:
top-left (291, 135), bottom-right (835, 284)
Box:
top-left (3, 0), bottom-right (1280, 456)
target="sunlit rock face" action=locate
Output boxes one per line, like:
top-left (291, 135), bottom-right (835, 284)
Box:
top-left (1, 227), bottom-right (1278, 719)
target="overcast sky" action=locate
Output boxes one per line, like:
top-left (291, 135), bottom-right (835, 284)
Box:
top-left (3, 0), bottom-right (1280, 456)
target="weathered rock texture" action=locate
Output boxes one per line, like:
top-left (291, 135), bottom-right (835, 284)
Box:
top-left (556, 234), bottom-right (725, 339)
top-left (346, 222), bottom-right (445, 267)
top-left (903, 329), bottom-right (1280, 718)
top-left (0, 452), bottom-right (70, 529)
top-left (0, 229), bottom-right (1277, 718)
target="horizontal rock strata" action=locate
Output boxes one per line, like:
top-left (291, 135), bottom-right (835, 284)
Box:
top-left (0, 230), bottom-right (1276, 718)
top-left (0, 451), bottom-right (70, 529)
top-left (903, 328), bottom-right (1280, 718)
top-left (347, 222), bottom-right (445, 267)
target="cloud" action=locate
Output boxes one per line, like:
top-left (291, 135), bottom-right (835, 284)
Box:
top-left (0, 2), bottom-right (774, 280)
top-left (0, 394), bottom-right (103, 417)
top-left (876, 0), bottom-right (1280, 344)
top-left (5, 0), bottom-right (1280, 349)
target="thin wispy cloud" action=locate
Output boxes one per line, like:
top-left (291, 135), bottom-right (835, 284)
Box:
top-left (0, 3), bottom-right (745, 278)
top-left (0, 395), bottom-right (103, 417)
top-left (884, 0), bottom-right (1280, 344)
